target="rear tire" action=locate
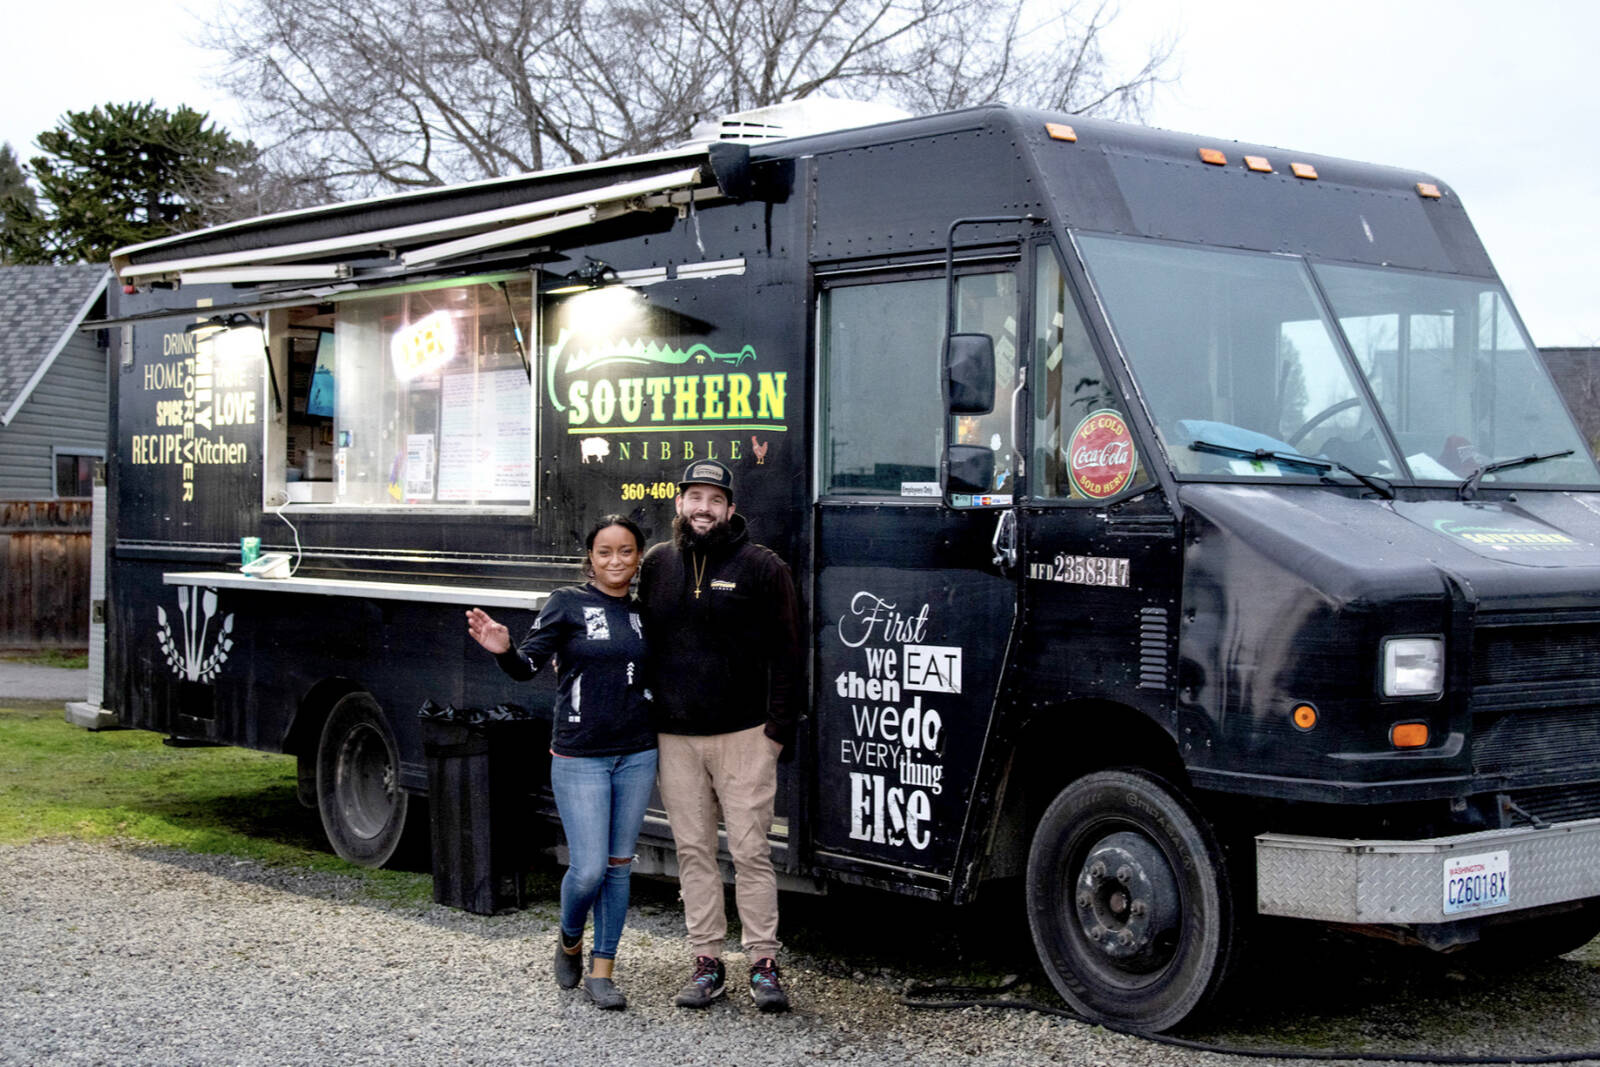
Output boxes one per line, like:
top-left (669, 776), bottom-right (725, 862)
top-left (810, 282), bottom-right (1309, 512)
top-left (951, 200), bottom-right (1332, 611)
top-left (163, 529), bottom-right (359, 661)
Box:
top-left (316, 692), bottom-right (416, 868)
top-left (1025, 769), bottom-right (1238, 1031)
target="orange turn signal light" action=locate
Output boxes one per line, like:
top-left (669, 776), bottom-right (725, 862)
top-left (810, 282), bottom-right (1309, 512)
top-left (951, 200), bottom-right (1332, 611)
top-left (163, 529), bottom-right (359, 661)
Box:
top-left (1199, 147), bottom-right (1227, 166)
top-left (1244, 155), bottom-right (1273, 173)
top-left (1391, 722), bottom-right (1430, 748)
top-left (1416, 182), bottom-right (1442, 199)
top-left (1046, 123), bottom-right (1078, 142)
top-left (1292, 704), bottom-right (1318, 731)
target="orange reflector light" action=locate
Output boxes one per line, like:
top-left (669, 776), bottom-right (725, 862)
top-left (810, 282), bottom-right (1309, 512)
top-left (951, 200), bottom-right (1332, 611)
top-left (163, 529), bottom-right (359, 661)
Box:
top-left (1291, 162), bottom-right (1318, 180)
top-left (1391, 722), bottom-right (1429, 748)
top-left (1416, 182), bottom-right (1442, 199)
top-left (1046, 123), bottom-right (1078, 142)
top-left (1199, 147), bottom-right (1227, 166)
top-left (1244, 155), bottom-right (1273, 173)
top-left (1292, 704), bottom-right (1318, 731)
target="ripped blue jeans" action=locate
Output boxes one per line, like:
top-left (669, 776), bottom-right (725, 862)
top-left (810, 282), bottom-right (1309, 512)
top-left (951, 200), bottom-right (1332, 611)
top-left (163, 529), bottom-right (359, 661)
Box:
top-left (548, 747), bottom-right (659, 959)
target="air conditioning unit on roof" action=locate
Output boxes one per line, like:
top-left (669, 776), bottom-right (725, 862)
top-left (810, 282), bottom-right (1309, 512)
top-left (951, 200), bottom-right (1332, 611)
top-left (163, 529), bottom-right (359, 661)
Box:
top-left (685, 98), bottom-right (913, 146)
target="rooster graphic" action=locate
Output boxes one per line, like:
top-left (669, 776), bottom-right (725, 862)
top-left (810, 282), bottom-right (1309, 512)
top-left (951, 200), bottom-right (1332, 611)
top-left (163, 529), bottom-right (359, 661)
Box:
top-left (751, 436), bottom-right (769, 465)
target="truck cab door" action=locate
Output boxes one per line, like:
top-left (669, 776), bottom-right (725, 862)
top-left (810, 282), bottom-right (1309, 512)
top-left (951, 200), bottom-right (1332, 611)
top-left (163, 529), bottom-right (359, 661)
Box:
top-left (811, 262), bottom-right (1022, 887)
top-left (1013, 241), bottom-right (1174, 731)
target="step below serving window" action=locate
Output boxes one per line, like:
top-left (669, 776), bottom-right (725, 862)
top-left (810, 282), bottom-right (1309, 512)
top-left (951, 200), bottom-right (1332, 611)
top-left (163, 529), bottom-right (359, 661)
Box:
top-left (265, 276), bottom-right (535, 508)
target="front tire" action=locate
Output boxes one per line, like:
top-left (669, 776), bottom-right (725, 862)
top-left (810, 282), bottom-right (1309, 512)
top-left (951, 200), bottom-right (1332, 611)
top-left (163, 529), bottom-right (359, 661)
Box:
top-left (316, 692), bottom-right (416, 868)
top-left (1025, 769), bottom-right (1239, 1031)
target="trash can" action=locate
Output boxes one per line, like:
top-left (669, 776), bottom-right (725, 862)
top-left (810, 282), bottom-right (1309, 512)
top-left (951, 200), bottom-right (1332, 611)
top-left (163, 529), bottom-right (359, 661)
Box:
top-left (418, 700), bottom-right (543, 915)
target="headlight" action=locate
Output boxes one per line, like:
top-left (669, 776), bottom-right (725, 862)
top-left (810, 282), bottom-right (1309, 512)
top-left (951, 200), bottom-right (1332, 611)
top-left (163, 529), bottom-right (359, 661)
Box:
top-left (1382, 636), bottom-right (1444, 698)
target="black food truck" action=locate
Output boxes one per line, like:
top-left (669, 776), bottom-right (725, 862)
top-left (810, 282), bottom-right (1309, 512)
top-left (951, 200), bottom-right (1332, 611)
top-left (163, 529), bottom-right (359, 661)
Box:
top-left (96, 101), bottom-right (1600, 1030)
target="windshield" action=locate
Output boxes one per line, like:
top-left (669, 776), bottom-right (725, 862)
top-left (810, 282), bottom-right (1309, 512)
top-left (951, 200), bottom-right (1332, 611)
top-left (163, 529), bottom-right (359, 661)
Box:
top-left (1075, 234), bottom-right (1600, 489)
top-left (1075, 235), bottom-right (1400, 483)
top-left (1312, 263), bottom-right (1599, 487)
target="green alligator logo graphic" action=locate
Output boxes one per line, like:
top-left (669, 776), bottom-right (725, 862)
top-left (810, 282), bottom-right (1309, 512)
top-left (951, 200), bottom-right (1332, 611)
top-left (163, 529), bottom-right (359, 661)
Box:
top-left (546, 327), bottom-right (754, 411)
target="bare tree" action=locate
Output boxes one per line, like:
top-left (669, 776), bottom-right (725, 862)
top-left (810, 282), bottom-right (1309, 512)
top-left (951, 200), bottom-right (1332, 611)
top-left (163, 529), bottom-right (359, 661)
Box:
top-left (202, 0), bottom-right (1174, 198)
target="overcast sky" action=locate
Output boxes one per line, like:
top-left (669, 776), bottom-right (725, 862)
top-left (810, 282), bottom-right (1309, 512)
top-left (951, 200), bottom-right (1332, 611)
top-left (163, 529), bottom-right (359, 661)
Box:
top-left (4, 0), bottom-right (1596, 347)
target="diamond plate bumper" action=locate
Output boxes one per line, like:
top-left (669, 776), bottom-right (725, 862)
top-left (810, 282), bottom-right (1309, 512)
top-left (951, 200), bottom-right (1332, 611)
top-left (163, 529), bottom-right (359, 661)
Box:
top-left (1256, 818), bottom-right (1600, 924)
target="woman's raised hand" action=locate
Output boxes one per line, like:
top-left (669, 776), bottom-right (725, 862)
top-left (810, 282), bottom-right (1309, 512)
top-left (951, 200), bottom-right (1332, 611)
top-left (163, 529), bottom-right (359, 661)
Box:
top-left (465, 607), bottom-right (512, 654)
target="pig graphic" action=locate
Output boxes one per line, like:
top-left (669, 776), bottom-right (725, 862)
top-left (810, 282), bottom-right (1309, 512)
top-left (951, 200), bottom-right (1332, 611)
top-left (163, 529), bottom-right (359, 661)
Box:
top-left (580, 437), bottom-right (610, 464)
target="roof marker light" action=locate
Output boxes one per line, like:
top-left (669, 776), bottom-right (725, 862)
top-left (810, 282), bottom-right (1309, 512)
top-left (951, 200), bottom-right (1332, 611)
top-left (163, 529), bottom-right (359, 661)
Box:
top-left (1416, 182), bottom-right (1442, 199)
top-left (1046, 123), bottom-right (1078, 142)
top-left (1245, 155), bottom-right (1273, 173)
top-left (1199, 147), bottom-right (1227, 166)
top-left (1291, 162), bottom-right (1319, 180)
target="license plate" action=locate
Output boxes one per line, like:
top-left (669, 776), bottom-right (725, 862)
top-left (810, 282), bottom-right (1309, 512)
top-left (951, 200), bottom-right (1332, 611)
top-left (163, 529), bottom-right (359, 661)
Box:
top-left (1442, 850), bottom-right (1510, 915)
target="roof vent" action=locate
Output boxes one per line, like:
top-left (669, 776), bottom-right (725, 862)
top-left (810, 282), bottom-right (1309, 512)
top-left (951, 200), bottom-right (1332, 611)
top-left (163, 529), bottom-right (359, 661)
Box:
top-left (684, 98), bottom-right (912, 146)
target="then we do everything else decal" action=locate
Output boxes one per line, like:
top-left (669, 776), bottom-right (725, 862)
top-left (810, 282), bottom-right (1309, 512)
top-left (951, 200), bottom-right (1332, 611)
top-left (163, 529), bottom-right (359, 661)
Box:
top-left (831, 591), bottom-right (961, 852)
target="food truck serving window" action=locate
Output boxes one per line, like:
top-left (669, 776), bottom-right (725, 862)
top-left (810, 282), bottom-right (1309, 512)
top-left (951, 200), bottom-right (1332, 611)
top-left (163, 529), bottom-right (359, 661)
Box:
top-left (269, 277), bottom-right (534, 508)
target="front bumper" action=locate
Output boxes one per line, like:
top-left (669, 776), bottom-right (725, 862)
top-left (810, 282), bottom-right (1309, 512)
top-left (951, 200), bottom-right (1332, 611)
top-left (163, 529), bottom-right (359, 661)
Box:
top-left (1256, 817), bottom-right (1600, 924)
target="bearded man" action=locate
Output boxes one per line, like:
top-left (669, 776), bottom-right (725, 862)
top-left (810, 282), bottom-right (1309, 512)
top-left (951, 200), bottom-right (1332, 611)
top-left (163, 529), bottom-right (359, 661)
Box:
top-left (637, 458), bottom-right (802, 1012)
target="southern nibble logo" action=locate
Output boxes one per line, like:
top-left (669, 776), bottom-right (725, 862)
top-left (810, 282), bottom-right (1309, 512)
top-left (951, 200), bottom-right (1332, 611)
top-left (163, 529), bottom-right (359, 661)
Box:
top-left (545, 327), bottom-right (787, 435)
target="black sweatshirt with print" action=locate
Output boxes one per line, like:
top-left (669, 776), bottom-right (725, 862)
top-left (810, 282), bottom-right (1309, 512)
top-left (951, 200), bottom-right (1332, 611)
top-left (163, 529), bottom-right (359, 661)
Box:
top-left (493, 584), bottom-right (656, 758)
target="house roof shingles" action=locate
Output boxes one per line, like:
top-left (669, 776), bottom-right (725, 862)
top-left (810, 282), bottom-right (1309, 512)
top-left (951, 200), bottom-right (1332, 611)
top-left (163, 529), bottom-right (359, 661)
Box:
top-left (0, 264), bottom-right (111, 421)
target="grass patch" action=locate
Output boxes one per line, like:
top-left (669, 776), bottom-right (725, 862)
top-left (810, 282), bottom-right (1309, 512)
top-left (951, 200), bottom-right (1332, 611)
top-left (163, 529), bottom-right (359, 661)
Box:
top-left (0, 699), bottom-right (430, 905)
top-left (1, 648), bottom-right (89, 670)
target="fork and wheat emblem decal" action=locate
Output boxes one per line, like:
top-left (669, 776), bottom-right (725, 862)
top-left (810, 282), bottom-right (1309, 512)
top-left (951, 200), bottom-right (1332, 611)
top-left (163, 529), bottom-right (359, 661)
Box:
top-left (157, 587), bottom-right (235, 683)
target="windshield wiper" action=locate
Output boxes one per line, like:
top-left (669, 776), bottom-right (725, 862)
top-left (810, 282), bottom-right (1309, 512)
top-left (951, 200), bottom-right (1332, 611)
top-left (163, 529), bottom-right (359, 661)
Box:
top-left (1190, 440), bottom-right (1395, 500)
top-left (1457, 450), bottom-right (1574, 500)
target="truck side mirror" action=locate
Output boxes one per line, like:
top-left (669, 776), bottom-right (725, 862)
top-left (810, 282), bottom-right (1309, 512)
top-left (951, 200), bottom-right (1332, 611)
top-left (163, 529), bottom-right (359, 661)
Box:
top-left (946, 444), bottom-right (996, 495)
top-left (945, 333), bottom-right (995, 414)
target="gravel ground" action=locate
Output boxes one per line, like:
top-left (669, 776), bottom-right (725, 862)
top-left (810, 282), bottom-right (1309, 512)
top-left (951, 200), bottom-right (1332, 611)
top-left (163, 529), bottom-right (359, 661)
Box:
top-left (6, 839), bottom-right (1600, 1067)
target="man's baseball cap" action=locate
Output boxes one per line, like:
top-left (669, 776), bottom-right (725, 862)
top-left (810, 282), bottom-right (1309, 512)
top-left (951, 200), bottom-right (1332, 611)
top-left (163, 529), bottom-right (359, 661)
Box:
top-left (678, 459), bottom-right (734, 501)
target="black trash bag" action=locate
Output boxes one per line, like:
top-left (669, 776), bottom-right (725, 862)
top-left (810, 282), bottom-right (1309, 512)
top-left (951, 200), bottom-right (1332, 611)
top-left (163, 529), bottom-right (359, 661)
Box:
top-left (417, 699), bottom-right (538, 915)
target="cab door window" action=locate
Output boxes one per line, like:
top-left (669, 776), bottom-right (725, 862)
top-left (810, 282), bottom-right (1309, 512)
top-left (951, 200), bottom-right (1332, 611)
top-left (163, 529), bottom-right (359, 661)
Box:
top-left (1032, 247), bottom-right (1149, 500)
top-left (821, 270), bottom-right (1016, 499)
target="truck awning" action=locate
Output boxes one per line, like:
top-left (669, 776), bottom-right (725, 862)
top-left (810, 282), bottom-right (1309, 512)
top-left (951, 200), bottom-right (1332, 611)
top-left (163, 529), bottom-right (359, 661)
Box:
top-left (113, 164), bottom-right (712, 286)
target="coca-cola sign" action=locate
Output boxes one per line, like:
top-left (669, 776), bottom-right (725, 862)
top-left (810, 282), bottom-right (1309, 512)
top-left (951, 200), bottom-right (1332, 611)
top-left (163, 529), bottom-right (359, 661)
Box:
top-left (1068, 409), bottom-right (1137, 499)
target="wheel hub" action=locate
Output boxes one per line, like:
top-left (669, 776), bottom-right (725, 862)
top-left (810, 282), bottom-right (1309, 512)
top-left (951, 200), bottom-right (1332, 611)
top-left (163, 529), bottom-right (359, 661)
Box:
top-left (338, 723), bottom-right (397, 840)
top-left (1074, 831), bottom-right (1180, 963)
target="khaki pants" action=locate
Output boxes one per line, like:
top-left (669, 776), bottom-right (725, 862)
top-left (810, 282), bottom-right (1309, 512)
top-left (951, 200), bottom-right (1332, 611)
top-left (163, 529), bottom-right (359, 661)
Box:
top-left (657, 725), bottom-right (780, 960)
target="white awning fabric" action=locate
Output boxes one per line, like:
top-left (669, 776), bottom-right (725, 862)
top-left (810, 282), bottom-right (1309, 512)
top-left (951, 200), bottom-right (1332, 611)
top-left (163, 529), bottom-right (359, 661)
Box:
top-left (115, 165), bottom-right (708, 284)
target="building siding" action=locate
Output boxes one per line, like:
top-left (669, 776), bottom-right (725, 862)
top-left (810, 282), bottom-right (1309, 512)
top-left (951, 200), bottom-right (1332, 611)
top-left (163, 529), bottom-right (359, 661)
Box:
top-left (0, 331), bottom-right (108, 498)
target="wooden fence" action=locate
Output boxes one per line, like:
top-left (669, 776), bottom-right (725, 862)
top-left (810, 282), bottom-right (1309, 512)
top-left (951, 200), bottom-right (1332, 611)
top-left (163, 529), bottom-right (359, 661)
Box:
top-left (1, 501), bottom-right (92, 648)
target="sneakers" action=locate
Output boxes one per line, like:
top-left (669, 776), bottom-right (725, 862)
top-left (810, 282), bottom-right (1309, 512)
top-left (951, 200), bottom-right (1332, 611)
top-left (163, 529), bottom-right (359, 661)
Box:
top-left (749, 957), bottom-right (791, 1012)
top-left (582, 975), bottom-right (627, 1010)
top-left (673, 955), bottom-right (727, 1007)
top-left (553, 937), bottom-right (582, 989)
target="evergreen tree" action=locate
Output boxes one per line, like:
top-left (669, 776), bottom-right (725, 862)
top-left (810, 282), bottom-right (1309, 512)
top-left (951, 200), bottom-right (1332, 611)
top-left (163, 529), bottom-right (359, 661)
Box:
top-left (5, 102), bottom-right (256, 265)
top-left (0, 142), bottom-right (37, 265)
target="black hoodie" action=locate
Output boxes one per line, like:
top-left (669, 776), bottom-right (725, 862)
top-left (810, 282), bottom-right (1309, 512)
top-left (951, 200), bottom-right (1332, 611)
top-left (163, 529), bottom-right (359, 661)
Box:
top-left (637, 512), bottom-right (802, 746)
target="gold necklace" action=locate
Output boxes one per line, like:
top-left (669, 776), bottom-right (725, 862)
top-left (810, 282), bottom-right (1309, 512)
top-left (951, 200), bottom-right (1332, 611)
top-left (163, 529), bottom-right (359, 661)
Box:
top-left (691, 552), bottom-right (706, 599)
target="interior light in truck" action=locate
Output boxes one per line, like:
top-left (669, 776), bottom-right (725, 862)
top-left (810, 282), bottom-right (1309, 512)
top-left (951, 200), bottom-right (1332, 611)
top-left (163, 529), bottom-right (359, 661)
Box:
top-left (391, 310), bottom-right (458, 381)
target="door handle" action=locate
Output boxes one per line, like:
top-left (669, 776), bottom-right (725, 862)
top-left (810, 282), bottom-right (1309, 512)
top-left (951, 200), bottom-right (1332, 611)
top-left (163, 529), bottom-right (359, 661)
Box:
top-left (991, 509), bottom-right (1017, 570)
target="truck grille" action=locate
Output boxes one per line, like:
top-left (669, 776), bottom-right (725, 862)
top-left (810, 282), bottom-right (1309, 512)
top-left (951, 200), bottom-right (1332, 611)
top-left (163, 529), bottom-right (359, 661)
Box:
top-left (1509, 782), bottom-right (1600, 825)
top-left (1470, 613), bottom-right (1600, 785)
top-left (1471, 617), bottom-right (1600, 689)
top-left (1474, 708), bottom-right (1600, 776)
